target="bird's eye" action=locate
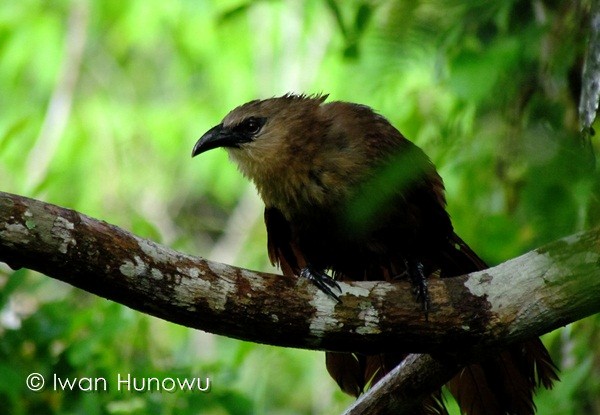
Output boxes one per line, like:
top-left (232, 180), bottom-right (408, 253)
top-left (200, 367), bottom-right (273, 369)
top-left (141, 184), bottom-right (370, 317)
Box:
top-left (239, 117), bottom-right (265, 135)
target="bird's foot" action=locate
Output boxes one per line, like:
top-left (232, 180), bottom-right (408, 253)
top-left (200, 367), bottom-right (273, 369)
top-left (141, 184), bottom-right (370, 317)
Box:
top-left (300, 266), bottom-right (342, 302)
top-left (407, 261), bottom-right (430, 320)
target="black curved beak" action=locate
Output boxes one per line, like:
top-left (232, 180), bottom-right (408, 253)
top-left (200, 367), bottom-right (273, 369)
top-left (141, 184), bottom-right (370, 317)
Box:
top-left (192, 124), bottom-right (230, 157)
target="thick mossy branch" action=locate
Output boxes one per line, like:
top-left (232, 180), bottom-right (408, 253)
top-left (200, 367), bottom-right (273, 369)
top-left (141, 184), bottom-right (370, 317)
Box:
top-left (1, 191), bottom-right (599, 355)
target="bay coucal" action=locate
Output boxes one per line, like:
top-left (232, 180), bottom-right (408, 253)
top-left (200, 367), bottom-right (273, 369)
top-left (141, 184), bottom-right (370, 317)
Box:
top-left (192, 93), bottom-right (558, 414)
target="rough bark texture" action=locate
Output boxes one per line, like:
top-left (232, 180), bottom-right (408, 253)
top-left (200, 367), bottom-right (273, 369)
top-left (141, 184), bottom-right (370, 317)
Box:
top-left (1, 191), bottom-right (599, 355)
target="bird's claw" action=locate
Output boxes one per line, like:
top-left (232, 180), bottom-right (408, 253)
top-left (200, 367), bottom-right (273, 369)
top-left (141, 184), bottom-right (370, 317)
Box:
top-left (300, 266), bottom-right (342, 302)
top-left (408, 261), bottom-right (430, 320)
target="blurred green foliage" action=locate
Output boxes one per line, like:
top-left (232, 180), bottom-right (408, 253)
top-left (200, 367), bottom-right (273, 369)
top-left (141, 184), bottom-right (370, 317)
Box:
top-left (1, 0), bottom-right (599, 414)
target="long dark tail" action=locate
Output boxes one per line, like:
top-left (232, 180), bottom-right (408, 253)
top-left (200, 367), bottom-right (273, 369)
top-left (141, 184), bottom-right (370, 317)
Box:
top-left (326, 233), bottom-right (558, 414)
top-left (447, 339), bottom-right (558, 415)
top-left (443, 233), bottom-right (558, 414)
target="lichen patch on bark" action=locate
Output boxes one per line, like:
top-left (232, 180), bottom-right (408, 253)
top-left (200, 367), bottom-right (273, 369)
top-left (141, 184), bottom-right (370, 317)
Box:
top-left (138, 238), bottom-right (172, 263)
top-left (356, 304), bottom-right (381, 335)
top-left (2, 223), bottom-right (29, 245)
top-left (341, 282), bottom-right (370, 298)
top-left (307, 289), bottom-right (342, 342)
top-left (203, 261), bottom-right (236, 311)
top-left (119, 256), bottom-right (148, 277)
top-left (52, 216), bottom-right (75, 253)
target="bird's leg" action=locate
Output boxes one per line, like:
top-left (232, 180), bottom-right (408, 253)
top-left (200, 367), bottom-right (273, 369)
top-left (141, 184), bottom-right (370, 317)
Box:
top-left (300, 266), bottom-right (342, 302)
top-left (407, 260), bottom-right (430, 319)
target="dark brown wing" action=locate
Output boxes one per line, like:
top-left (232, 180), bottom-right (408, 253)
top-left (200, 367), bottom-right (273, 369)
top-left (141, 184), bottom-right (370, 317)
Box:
top-left (265, 207), bottom-right (304, 277)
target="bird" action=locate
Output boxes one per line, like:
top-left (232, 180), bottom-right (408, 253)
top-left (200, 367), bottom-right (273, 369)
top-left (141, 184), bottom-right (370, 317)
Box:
top-left (192, 93), bottom-right (558, 414)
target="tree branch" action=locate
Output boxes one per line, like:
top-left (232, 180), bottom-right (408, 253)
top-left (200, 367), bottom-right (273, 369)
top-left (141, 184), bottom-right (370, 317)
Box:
top-left (343, 354), bottom-right (462, 415)
top-left (1, 191), bottom-right (599, 353)
top-left (1, 191), bottom-right (600, 414)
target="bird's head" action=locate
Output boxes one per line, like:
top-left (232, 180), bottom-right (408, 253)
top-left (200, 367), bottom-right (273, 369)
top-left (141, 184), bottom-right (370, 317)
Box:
top-left (192, 93), bottom-right (328, 163)
top-left (192, 94), bottom-right (339, 209)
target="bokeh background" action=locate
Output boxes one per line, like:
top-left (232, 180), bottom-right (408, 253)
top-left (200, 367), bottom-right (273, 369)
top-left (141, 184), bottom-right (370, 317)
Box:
top-left (1, 0), bottom-right (600, 414)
